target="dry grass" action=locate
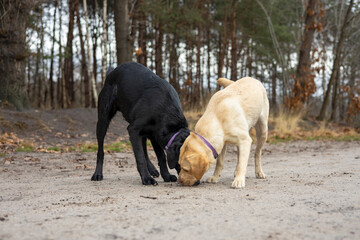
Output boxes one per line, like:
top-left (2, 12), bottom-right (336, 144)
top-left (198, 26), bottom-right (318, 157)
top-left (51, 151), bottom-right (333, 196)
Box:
top-left (268, 108), bottom-right (305, 142)
top-left (184, 109), bottom-right (205, 131)
top-left (268, 108), bottom-right (360, 143)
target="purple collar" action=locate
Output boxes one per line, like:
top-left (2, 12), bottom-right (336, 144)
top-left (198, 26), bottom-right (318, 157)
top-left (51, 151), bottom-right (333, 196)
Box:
top-left (165, 131), bottom-right (180, 150)
top-left (194, 132), bottom-right (218, 159)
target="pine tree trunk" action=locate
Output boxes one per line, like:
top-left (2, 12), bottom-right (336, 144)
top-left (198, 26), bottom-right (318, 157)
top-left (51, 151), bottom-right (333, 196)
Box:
top-left (196, 20), bottom-right (202, 105)
top-left (64, 0), bottom-right (76, 107)
top-left (37, 18), bottom-right (44, 108)
top-left (137, 4), bottom-right (147, 66)
top-left (114, 0), bottom-right (131, 65)
top-left (154, 18), bottom-right (164, 79)
top-left (289, 0), bottom-right (318, 109)
top-left (33, 41), bottom-right (39, 106)
top-left (0, 1), bottom-right (40, 110)
top-left (217, 2), bottom-right (229, 90)
top-left (101, 0), bottom-right (108, 86)
top-left (84, 0), bottom-right (98, 108)
top-left (346, 63), bottom-right (356, 122)
top-left (27, 57), bottom-right (32, 99)
top-left (318, 0), bottom-right (354, 121)
top-left (75, 0), bottom-right (90, 107)
top-left (230, 0), bottom-right (238, 81)
top-left (330, 68), bottom-right (340, 122)
top-left (206, 1), bottom-right (211, 93)
top-left (272, 63), bottom-right (277, 114)
top-left (57, 0), bottom-right (64, 108)
top-left (169, 35), bottom-right (179, 92)
top-left (49, 0), bottom-right (58, 109)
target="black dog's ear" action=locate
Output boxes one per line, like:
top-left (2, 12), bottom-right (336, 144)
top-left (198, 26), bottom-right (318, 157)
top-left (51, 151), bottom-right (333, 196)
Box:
top-left (166, 129), bottom-right (190, 170)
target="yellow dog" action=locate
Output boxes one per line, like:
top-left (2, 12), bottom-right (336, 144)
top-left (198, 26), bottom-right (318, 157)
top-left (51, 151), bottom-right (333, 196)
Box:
top-left (178, 77), bottom-right (269, 188)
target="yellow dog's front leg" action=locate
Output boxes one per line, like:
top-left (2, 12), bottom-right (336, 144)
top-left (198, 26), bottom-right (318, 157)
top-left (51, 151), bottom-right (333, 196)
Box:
top-left (232, 137), bottom-right (252, 188)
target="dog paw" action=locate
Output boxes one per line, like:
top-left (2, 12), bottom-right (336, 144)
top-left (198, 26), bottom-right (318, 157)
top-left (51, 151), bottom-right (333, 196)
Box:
top-left (256, 171), bottom-right (266, 179)
top-left (149, 169), bottom-right (160, 178)
top-left (91, 174), bottom-right (103, 181)
top-left (163, 174), bottom-right (177, 182)
top-left (231, 177), bottom-right (245, 188)
top-left (206, 176), bottom-right (219, 183)
top-left (142, 176), bottom-right (158, 186)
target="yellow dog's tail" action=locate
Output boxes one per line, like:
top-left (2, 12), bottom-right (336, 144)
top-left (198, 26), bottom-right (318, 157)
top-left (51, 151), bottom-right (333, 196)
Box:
top-left (217, 78), bottom-right (234, 88)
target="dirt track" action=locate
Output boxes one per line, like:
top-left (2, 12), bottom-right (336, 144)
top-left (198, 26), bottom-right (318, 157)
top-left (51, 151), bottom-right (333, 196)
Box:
top-left (1, 139), bottom-right (359, 240)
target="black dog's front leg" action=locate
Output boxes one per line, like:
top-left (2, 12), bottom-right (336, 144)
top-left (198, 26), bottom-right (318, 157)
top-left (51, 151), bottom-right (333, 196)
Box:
top-left (150, 139), bottom-right (177, 182)
top-left (128, 126), bottom-right (158, 185)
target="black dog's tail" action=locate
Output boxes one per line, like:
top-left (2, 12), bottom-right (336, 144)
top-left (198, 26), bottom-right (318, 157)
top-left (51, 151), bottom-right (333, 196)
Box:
top-left (98, 84), bottom-right (118, 119)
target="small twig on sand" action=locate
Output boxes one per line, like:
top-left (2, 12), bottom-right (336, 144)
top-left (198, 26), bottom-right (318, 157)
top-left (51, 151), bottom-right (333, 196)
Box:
top-left (140, 195), bottom-right (157, 200)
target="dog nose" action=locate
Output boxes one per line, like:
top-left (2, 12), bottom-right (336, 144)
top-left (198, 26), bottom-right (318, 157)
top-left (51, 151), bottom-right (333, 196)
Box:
top-left (177, 178), bottom-right (182, 184)
top-left (193, 180), bottom-right (200, 186)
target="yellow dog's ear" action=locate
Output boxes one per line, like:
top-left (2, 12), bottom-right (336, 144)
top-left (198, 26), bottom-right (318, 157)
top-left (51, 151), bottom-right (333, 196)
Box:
top-left (182, 159), bottom-right (191, 172)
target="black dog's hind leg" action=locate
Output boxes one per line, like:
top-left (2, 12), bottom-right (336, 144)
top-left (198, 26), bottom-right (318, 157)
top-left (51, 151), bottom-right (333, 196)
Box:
top-left (150, 139), bottom-right (177, 182)
top-left (128, 125), bottom-right (158, 185)
top-left (91, 89), bottom-right (116, 181)
top-left (142, 137), bottom-right (160, 178)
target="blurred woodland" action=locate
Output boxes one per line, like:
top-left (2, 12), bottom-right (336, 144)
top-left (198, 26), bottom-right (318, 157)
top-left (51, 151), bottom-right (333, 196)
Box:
top-left (0, 0), bottom-right (359, 125)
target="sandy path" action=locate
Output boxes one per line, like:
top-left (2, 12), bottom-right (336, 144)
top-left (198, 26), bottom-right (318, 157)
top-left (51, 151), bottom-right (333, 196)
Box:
top-left (1, 141), bottom-right (359, 240)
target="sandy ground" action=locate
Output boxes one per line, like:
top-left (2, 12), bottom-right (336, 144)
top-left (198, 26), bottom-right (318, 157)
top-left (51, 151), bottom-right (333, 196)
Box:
top-left (0, 140), bottom-right (359, 240)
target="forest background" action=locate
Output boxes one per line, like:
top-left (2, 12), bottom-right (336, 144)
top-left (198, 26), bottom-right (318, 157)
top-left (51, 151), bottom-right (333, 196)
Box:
top-left (0, 0), bottom-right (359, 126)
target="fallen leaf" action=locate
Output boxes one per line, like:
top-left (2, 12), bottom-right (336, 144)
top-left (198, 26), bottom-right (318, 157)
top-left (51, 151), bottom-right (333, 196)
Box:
top-left (84, 164), bottom-right (94, 170)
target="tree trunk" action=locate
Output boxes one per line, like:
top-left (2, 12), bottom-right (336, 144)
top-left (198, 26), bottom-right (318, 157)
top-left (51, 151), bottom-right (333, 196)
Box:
top-left (75, 0), bottom-right (90, 107)
top-left (154, 18), bottom-right (164, 79)
top-left (272, 63), bottom-right (277, 115)
top-left (84, 0), bottom-right (98, 108)
top-left (185, 37), bottom-right (194, 105)
top-left (169, 35), bottom-right (179, 92)
top-left (330, 69), bottom-right (340, 122)
top-left (0, 1), bottom-right (39, 110)
top-left (91, 0), bottom-right (99, 107)
top-left (318, 0), bottom-right (354, 121)
top-left (206, 7), bottom-right (211, 93)
top-left (27, 56), bottom-right (32, 99)
top-left (137, 3), bottom-right (147, 66)
top-left (288, 0), bottom-right (318, 110)
top-left (37, 15), bottom-right (44, 108)
top-left (57, 0), bottom-right (64, 108)
top-left (230, 0), bottom-right (238, 81)
top-left (196, 17), bottom-right (202, 105)
top-left (49, 0), bottom-right (58, 109)
top-left (346, 62), bottom-right (356, 122)
top-left (246, 40), bottom-right (253, 77)
top-left (34, 42), bottom-right (40, 106)
top-left (114, 0), bottom-right (131, 65)
top-left (101, 0), bottom-right (108, 86)
top-left (63, 0), bottom-right (76, 107)
top-left (217, 2), bottom-right (229, 90)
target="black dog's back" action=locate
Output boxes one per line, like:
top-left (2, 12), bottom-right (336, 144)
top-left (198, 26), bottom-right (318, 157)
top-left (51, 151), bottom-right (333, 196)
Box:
top-left (103, 62), bottom-right (183, 124)
top-left (92, 62), bottom-right (189, 185)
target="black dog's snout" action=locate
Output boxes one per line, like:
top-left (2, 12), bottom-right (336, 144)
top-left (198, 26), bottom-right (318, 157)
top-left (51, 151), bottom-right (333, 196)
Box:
top-left (175, 164), bottom-right (181, 174)
top-left (193, 180), bottom-right (200, 186)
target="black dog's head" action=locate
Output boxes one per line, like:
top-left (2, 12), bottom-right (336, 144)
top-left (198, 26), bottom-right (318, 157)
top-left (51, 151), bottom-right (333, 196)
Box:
top-left (166, 128), bottom-right (190, 174)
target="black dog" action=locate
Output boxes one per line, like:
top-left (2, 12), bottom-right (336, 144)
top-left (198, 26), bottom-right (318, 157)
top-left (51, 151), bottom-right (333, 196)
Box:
top-left (91, 62), bottom-right (190, 185)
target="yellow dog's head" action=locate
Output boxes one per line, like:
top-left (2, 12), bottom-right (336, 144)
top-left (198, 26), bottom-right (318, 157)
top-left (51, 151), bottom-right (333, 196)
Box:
top-left (178, 132), bottom-right (215, 186)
